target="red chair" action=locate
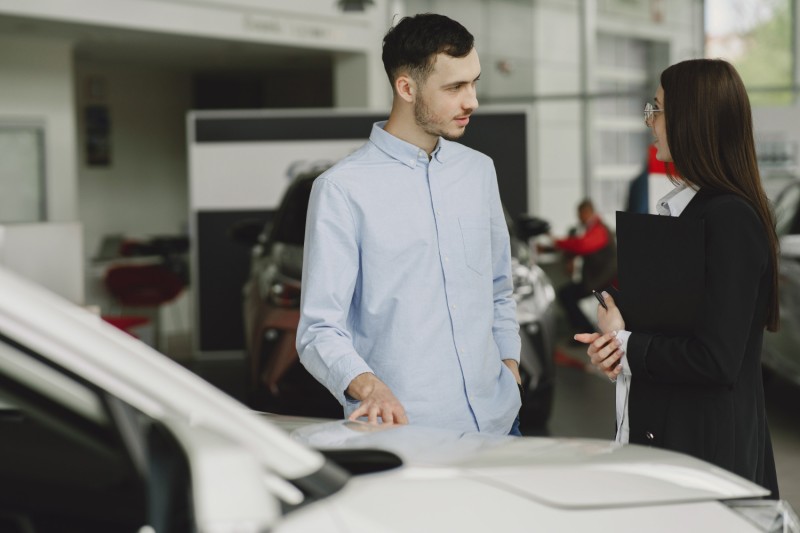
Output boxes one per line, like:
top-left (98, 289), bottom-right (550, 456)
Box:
top-left (104, 264), bottom-right (185, 351)
top-left (104, 264), bottom-right (184, 307)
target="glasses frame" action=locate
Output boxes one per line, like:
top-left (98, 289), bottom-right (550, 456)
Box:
top-left (644, 102), bottom-right (663, 126)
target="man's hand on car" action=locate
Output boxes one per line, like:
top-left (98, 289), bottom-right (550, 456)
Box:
top-left (346, 372), bottom-right (409, 425)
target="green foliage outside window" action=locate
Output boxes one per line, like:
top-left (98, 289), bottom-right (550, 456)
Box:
top-left (706, 0), bottom-right (794, 106)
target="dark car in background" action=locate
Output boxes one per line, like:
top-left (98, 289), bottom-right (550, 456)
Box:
top-left (763, 178), bottom-right (800, 386)
top-left (238, 168), bottom-right (557, 432)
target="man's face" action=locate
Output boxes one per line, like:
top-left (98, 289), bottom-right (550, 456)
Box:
top-left (578, 206), bottom-right (593, 225)
top-left (413, 48), bottom-right (481, 141)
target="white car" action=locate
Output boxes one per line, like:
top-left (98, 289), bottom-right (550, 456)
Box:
top-left (0, 268), bottom-right (796, 533)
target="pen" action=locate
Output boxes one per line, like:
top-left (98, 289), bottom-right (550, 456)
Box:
top-left (592, 290), bottom-right (608, 311)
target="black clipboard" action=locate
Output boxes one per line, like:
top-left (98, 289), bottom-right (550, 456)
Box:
top-left (613, 211), bottom-right (705, 335)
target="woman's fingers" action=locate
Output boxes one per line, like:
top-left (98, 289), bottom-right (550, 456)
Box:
top-left (574, 332), bottom-right (600, 344)
top-left (587, 331), bottom-right (622, 369)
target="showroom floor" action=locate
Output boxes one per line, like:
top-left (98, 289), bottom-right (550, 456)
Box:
top-left (188, 331), bottom-right (800, 512)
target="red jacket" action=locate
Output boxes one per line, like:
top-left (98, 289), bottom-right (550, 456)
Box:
top-left (554, 215), bottom-right (611, 256)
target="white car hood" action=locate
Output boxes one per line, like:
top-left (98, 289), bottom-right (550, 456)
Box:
top-left (288, 420), bottom-right (769, 508)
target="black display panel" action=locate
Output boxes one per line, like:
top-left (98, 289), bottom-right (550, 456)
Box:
top-left (193, 110), bottom-right (529, 352)
top-left (195, 112), bottom-right (528, 217)
top-left (196, 210), bottom-right (273, 351)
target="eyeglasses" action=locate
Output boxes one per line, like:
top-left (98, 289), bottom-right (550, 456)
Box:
top-left (644, 102), bottom-right (663, 126)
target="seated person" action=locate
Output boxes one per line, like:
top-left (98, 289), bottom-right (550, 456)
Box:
top-left (541, 199), bottom-right (617, 335)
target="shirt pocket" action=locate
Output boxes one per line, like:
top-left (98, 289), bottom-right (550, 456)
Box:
top-left (459, 215), bottom-right (491, 276)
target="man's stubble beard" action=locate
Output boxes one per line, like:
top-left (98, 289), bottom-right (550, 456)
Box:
top-left (413, 93), bottom-right (465, 141)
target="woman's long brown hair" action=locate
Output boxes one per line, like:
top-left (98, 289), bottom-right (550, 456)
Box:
top-left (660, 58), bottom-right (779, 331)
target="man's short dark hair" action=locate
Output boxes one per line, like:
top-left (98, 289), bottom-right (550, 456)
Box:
top-left (382, 13), bottom-right (474, 87)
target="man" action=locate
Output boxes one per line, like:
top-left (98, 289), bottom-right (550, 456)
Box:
top-left (296, 13), bottom-right (522, 435)
top-left (550, 199), bottom-right (617, 335)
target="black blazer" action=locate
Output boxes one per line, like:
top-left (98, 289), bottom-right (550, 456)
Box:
top-left (625, 189), bottom-right (779, 497)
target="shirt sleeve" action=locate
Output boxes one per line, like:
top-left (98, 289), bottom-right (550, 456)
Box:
top-left (625, 198), bottom-right (769, 386)
top-left (617, 329), bottom-right (632, 376)
top-left (296, 177), bottom-right (373, 404)
top-left (488, 163), bottom-right (521, 363)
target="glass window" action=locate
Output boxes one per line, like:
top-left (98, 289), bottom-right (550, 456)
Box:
top-left (0, 124), bottom-right (46, 223)
top-left (705, 0), bottom-right (794, 105)
top-left (270, 172), bottom-right (320, 246)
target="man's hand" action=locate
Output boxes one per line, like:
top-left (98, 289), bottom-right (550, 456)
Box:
top-left (346, 373), bottom-right (408, 425)
top-left (502, 359), bottom-right (522, 385)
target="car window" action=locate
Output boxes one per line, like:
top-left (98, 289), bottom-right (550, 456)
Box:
top-left (269, 175), bottom-right (318, 246)
top-left (0, 336), bottom-right (151, 532)
top-left (775, 182), bottom-right (800, 236)
top-left (0, 338), bottom-right (107, 424)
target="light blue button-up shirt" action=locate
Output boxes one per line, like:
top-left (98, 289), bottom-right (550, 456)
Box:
top-left (297, 121), bottom-right (521, 435)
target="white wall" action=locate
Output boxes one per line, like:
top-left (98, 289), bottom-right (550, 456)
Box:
top-left (75, 61), bottom-right (191, 264)
top-left (0, 34), bottom-right (77, 223)
top-left (0, 0), bottom-right (379, 53)
top-left (0, 0), bottom-right (393, 111)
top-left (0, 223), bottom-right (84, 305)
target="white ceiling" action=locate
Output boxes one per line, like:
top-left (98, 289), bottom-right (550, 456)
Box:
top-left (0, 13), bottom-right (334, 71)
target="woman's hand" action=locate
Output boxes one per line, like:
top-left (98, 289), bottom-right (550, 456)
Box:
top-left (574, 331), bottom-right (623, 381)
top-left (597, 291), bottom-right (625, 334)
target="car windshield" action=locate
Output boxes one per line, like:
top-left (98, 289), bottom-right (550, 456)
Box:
top-left (269, 175), bottom-right (317, 246)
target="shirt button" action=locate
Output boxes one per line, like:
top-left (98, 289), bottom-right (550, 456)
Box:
top-left (451, 304), bottom-right (457, 310)
top-left (418, 150), bottom-right (425, 157)
top-left (444, 256), bottom-right (449, 261)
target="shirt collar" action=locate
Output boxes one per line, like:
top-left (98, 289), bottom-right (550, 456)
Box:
top-left (369, 121), bottom-right (446, 168)
top-left (656, 182), bottom-right (699, 216)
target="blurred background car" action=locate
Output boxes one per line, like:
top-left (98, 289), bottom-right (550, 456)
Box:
top-left (1, 266), bottom-right (797, 533)
top-left (764, 178), bottom-right (800, 386)
top-left (236, 167), bottom-right (558, 433)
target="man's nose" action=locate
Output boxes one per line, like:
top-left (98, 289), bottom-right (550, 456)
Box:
top-left (464, 86), bottom-right (479, 111)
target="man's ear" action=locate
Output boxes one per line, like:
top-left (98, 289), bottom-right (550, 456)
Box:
top-left (394, 74), bottom-right (416, 104)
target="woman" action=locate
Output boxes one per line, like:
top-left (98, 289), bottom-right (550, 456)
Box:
top-left (576, 58), bottom-right (779, 497)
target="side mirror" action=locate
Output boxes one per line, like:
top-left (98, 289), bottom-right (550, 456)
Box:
top-left (515, 215), bottom-right (551, 240)
top-left (229, 219), bottom-right (268, 247)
